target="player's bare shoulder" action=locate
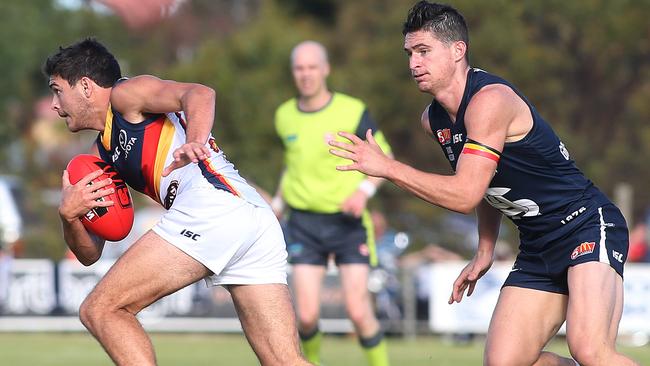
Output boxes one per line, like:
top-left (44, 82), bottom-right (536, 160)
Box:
top-left (465, 84), bottom-right (531, 142)
top-left (109, 75), bottom-right (161, 123)
top-left (420, 104), bottom-right (434, 136)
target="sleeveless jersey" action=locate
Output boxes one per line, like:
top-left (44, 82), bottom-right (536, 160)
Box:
top-left (428, 68), bottom-right (611, 242)
top-left (96, 106), bottom-right (267, 209)
top-left (275, 92), bottom-right (392, 213)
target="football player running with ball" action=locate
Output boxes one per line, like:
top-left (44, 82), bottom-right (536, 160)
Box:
top-left (329, 2), bottom-right (638, 365)
top-left (46, 38), bottom-right (310, 366)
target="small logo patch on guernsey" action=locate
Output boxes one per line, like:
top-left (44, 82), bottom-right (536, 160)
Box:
top-left (164, 180), bottom-right (179, 209)
top-left (571, 242), bottom-right (595, 260)
top-left (436, 128), bottom-right (452, 145)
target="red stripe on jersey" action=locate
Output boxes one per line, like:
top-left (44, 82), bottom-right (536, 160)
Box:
top-left (141, 116), bottom-right (166, 202)
top-left (462, 147), bottom-right (500, 162)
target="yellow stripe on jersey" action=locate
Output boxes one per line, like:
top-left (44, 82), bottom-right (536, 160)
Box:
top-left (462, 139), bottom-right (501, 163)
top-left (152, 117), bottom-right (176, 201)
top-left (101, 107), bottom-right (114, 150)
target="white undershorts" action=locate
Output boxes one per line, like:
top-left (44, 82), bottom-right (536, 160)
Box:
top-left (151, 187), bottom-right (288, 287)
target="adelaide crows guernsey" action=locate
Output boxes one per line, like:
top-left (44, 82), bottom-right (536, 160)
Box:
top-left (429, 68), bottom-right (611, 242)
top-left (96, 106), bottom-right (267, 209)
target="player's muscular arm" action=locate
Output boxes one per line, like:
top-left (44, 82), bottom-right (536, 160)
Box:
top-left (330, 87), bottom-right (517, 214)
top-left (449, 200), bottom-right (503, 303)
top-left (111, 75), bottom-right (216, 144)
top-left (476, 199), bottom-right (502, 257)
top-left (387, 86), bottom-right (517, 213)
top-left (111, 76), bottom-right (216, 175)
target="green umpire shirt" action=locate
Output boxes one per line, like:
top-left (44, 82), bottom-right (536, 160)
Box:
top-left (275, 92), bottom-right (392, 213)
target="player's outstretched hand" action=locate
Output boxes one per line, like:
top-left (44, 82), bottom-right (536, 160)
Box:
top-left (448, 250), bottom-right (493, 304)
top-left (162, 142), bottom-right (210, 177)
top-left (329, 129), bottom-right (390, 178)
top-left (59, 169), bottom-right (114, 222)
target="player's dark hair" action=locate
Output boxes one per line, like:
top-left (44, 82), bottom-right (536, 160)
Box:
top-left (43, 38), bottom-right (121, 88)
top-left (403, 1), bottom-right (469, 48)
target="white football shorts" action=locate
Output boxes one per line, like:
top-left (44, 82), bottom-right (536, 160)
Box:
top-left (151, 187), bottom-right (288, 286)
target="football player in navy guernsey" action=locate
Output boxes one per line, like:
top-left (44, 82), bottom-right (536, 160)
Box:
top-left (329, 2), bottom-right (638, 365)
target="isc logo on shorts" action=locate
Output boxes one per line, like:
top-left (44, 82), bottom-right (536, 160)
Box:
top-left (180, 229), bottom-right (201, 241)
top-left (571, 241), bottom-right (595, 260)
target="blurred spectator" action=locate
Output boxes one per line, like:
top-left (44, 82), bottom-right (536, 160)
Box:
top-left (0, 176), bottom-right (24, 312)
top-left (0, 245), bottom-right (11, 312)
top-left (628, 222), bottom-right (649, 263)
top-left (399, 242), bottom-right (463, 322)
top-left (368, 210), bottom-right (410, 330)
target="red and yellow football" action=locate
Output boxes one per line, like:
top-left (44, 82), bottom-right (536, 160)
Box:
top-left (66, 154), bottom-right (134, 241)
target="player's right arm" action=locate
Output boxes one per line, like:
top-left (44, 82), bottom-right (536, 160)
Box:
top-left (109, 75), bottom-right (215, 176)
top-left (448, 200), bottom-right (502, 304)
top-left (58, 165), bottom-right (113, 266)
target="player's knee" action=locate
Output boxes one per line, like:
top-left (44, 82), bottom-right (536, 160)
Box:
top-left (484, 348), bottom-right (535, 366)
top-left (346, 302), bottom-right (371, 326)
top-left (567, 331), bottom-right (611, 365)
top-left (296, 310), bottom-right (319, 331)
top-left (78, 296), bottom-right (106, 331)
top-left (569, 343), bottom-right (606, 366)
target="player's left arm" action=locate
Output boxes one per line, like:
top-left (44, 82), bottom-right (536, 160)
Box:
top-left (110, 75), bottom-right (216, 176)
top-left (449, 200), bottom-right (503, 303)
top-left (330, 85), bottom-right (517, 214)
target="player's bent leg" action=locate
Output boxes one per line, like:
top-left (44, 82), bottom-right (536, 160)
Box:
top-left (339, 264), bottom-right (389, 366)
top-left (228, 283), bottom-right (311, 366)
top-left (485, 286), bottom-right (573, 366)
top-left (566, 262), bottom-right (639, 366)
top-left (291, 264), bottom-right (327, 364)
top-left (79, 230), bottom-right (212, 366)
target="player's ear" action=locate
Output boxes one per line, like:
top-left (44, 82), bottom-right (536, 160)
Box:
top-left (80, 77), bottom-right (93, 98)
top-left (453, 41), bottom-right (467, 63)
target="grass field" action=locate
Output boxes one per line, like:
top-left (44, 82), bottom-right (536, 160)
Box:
top-left (0, 332), bottom-right (648, 365)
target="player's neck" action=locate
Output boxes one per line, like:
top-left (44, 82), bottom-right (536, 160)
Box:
top-left (93, 90), bottom-right (113, 132)
top-left (298, 90), bottom-right (332, 112)
top-left (433, 65), bottom-right (470, 122)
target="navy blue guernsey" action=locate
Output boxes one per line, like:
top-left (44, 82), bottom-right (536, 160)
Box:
top-left (429, 68), bottom-right (612, 243)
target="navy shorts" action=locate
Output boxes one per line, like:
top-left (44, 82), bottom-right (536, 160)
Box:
top-left (504, 204), bottom-right (628, 294)
top-left (284, 209), bottom-right (375, 266)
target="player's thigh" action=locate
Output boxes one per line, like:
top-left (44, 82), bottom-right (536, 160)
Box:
top-left (87, 230), bottom-right (211, 313)
top-left (566, 262), bottom-right (623, 349)
top-left (485, 286), bottom-right (567, 366)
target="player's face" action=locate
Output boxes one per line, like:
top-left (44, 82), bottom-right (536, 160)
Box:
top-left (48, 76), bottom-right (93, 132)
top-left (291, 46), bottom-right (329, 99)
top-left (404, 30), bottom-right (457, 93)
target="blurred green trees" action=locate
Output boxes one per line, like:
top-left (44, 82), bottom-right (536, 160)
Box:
top-left (1, 0), bottom-right (649, 258)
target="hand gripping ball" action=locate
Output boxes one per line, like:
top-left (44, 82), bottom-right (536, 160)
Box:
top-left (66, 154), bottom-right (134, 241)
